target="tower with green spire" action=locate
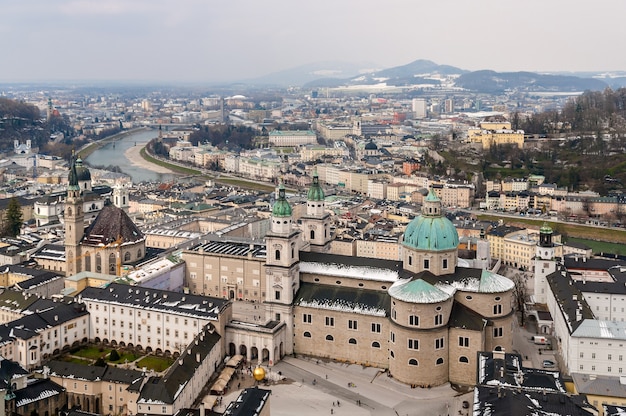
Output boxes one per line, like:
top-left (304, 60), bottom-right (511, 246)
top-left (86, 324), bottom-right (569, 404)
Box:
top-left (301, 167), bottom-right (332, 252)
top-left (533, 222), bottom-right (557, 304)
top-left (65, 152), bottom-right (84, 275)
top-left (264, 181), bottom-right (301, 345)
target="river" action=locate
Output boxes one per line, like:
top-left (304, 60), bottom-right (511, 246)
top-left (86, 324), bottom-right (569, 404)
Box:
top-left (84, 129), bottom-right (175, 183)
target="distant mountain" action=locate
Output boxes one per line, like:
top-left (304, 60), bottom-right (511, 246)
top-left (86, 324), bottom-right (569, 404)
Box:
top-left (242, 61), bottom-right (377, 86)
top-left (455, 70), bottom-right (608, 93)
top-left (245, 59), bottom-right (613, 93)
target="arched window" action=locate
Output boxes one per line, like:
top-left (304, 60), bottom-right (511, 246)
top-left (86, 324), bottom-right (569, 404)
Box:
top-left (436, 358), bottom-right (444, 365)
top-left (124, 252), bottom-right (131, 261)
top-left (348, 338), bottom-right (357, 345)
top-left (84, 252), bottom-right (91, 272)
top-left (310, 230), bottom-right (315, 240)
top-left (275, 249), bottom-right (281, 261)
top-left (459, 356), bottom-right (469, 363)
top-left (408, 358), bottom-right (418, 366)
top-left (372, 341), bottom-right (380, 348)
top-left (67, 207), bottom-right (72, 216)
top-left (303, 332), bottom-right (311, 338)
top-left (494, 345), bottom-right (503, 351)
top-left (325, 335), bottom-right (334, 341)
top-left (95, 253), bottom-right (102, 272)
top-left (109, 253), bottom-right (116, 274)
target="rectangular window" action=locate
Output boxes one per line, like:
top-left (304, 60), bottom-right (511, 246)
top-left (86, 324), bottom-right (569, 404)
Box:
top-left (325, 317), bottom-right (334, 327)
top-left (442, 258), bottom-right (448, 269)
top-left (592, 353), bottom-right (596, 359)
top-left (435, 338), bottom-right (445, 349)
top-left (435, 314), bottom-right (443, 325)
top-left (493, 304), bottom-right (502, 315)
top-left (609, 354), bottom-right (612, 360)
top-left (493, 327), bottom-right (503, 338)
top-left (408, 339), bottom-right (419, 350)
top-left (303, 314), bottom-right (312, 324)
top-left (580, 352), bottom-right (584, 358)
top-left (423, 259), bottom-right (430, 269)
top-left (409, 315), bottom-right (419, 326)
top-left (390, 332), bottom-right (395, 343)
top-left (275, 290), bottom-right (281, 300)
top-left (459, 337), bottom-right (469, 347)
top-left (371, 323), bottom-right (381, 333)
top-left (348, 320), bottom-right (358, 330)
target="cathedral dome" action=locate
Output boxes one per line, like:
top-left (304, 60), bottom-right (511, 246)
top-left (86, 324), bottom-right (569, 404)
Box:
top-left (272, 183), bottom-right (292, 217)
top-left (75, 158), bottom-right (91, 182)
top-left (364, 141), bottom-right (378, 150)
top-left (402, 189), bottom-right (459, 251)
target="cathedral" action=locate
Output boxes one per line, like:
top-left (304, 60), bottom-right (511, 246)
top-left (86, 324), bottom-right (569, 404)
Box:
top-left (184, 170), bottom-right (516, 387)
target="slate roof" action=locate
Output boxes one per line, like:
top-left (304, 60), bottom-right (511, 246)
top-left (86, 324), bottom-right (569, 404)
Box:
top-left (448, 302), bottom-right (485, 331)
top-left (82, 204), bottom-right (144, 246)
top-left (14, 378), bottom-right (64, 408)
top-left (0, 357), bottom-right (29, 388)
top-left (47, 360), bottom-right (107, 381)
top-left (222, 388), bottom-right (271, 416)
top-left (545, 264), bottom-right (595, 333)
top-left (571, 373), bottom-right (626, 398)
top-left (477, 351), bottom-right (565, 392)
top-left (47, 360), bottom-right (144, 386)
top-left (138, 326), bottom-right (221, 405)
top-left (77, 283), bottom-right (229, 321)
top-left (295, 281), bottom-right (389, 317)
top-left (299, 251), bottom-right (403, 282)
top-left (30, 243), bottom-right (66, 261)
top-left (473, 385), bottom-right (594, 416)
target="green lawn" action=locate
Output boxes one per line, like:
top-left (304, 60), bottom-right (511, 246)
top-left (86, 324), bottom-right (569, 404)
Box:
top-left (139, 147), bottom-right (201, 175)
top-left (136, 355), bottom-right (175, 372)
top-left (73, 346), bottom-right (109, 360)
top-left (109, 350), bottom-right (141, 364)
top-left (565, 237), bottom-right (626, 256)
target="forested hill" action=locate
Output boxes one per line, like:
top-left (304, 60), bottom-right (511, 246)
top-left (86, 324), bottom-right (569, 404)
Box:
top-left (0, 98), bottom-right (43, 152)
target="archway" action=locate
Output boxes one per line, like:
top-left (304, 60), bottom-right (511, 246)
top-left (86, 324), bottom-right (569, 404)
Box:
top-left (262, 348), bottom-right (269, 362)
top-left (240, 344), bottom-right (247, 357)
top-left (229, 290), bottom-right (235, 299)
top-left (251, 346), bottom-right (258, 360)
top-left (156, 348), bottom-right (163, 356)
top-left (229, 343), bottom-right (236, 356)
top-left (146, 346), bottom-right (153, 354)
top-left (119, 342), bottom-right (126, 348)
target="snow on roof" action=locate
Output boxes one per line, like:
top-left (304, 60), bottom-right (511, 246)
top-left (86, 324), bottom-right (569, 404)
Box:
top-left (299, 261), bottom-right (399, 282)
top-left (435, 270), bottom-right (513, 295)
top-left (298, 298), bottom-right (386, 317)
top-left (16, 389), bottom-right (60, 407)
top-left (388, 278), bottom-right (452, 304)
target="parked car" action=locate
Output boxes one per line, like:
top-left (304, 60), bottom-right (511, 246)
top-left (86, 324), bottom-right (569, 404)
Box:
top-left (542, 360), bottom-right (556, 368)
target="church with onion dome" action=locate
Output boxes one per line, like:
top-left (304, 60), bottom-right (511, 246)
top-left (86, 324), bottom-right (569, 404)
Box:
top-left (184, 175), bottom-right (515, 388)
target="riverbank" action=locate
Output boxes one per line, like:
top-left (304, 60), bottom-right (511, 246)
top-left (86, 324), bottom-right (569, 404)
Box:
top-left (124, 144), bottom-right (176, 174)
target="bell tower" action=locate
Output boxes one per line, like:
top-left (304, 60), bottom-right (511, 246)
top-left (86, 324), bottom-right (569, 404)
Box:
top-left (300, 168), bottom-right (331, 252)
top-left (533, 223), bottom-right (556, 304)
top-left (65, 153), bottom-right (84, 275)
top-left (264, 182), bottom-right (300, 354)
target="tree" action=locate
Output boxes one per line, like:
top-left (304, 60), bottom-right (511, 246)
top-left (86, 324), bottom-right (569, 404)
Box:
top-left (511, 272), bottom-right (527, 326)
top-left (109, 349), bottom-right (120, 361)
top-left (3, 197), bottom-right (23, 237)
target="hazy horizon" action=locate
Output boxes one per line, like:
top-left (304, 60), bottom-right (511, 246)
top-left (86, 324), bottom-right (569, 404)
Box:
top-left (3, 0), bottom-right (626, 83)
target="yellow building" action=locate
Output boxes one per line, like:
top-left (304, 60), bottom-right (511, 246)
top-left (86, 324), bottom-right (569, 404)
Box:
top-left (468, 121), bottom-right (524, 149)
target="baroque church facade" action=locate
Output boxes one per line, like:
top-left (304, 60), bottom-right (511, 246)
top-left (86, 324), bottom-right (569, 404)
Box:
top-left (65, 155), bottom-right (145, 276)
top-left (184, 171), bottom-right (515, 387)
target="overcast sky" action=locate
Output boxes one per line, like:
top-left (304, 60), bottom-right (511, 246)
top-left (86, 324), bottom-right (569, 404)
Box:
top-left (2, 0), bottom-right (625, 83)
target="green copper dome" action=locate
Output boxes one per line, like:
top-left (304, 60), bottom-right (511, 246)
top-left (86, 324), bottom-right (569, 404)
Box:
top-left (540, 222), bottom-right (553, 234)
top-left (272, 183), bottom-right (292, 217)
top-left (307, 169), bottom-right (325, 201)
top-left (403, 189), bottom-right (458, 251)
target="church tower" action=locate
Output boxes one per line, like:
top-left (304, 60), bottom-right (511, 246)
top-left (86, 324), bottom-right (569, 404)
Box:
top-left (300, 168), bottom-right (331, 252)
top-left (264, 182), bottom-right (300, 354)
top-left (533, 223), bottom-right (556, 304)
top-left (65, 154), bottom-right (85, 275)
top-left (113, 184), bottom-right (130, 212)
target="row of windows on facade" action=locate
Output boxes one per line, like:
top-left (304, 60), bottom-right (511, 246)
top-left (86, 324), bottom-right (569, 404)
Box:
top-left (580, 352), bottom-right (624, 360)
top-left (94, 317), bottom-right (196, 333)
top-left (93, 329), bottom-right (181, 347)
top-left (301, 331), bottom-right (500, 348)
top-left (407, 257), bottom-right (449, 269)
top-left (305, 311), bottom-right (503, 329)
top-left (579, 365), bottom-right (624, 373)
top-left (89, 305), bottom-right (192, 323)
